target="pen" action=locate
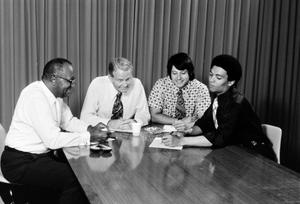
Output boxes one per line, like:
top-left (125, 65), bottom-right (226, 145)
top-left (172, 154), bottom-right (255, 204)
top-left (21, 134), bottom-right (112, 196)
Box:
top-left (170, 131), bottom-right (183, 138)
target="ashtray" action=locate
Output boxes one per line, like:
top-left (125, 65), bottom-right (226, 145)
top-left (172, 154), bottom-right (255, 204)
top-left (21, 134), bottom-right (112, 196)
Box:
top-left (90, 144), bottom-right (112, 152)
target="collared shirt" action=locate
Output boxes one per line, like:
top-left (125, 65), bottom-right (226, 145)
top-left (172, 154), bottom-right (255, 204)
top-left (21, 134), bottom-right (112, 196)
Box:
top-left (5, 81), bottom-right (90, 154)
top-left (80, 76), bottom-right (150, 126)
top-left (148, 77), bottom-right (211, 119)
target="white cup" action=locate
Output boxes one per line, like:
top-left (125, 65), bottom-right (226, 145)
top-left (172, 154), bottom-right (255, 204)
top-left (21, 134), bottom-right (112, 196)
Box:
top-left (132, 122), bottom-right (142, 136)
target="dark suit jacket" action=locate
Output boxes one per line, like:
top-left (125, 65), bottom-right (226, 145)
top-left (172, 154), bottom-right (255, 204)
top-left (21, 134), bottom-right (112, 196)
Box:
top-left (195, 89), bottom-right (277, 161)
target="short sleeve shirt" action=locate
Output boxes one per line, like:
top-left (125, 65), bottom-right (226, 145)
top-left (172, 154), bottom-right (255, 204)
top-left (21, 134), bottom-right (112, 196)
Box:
top-left (148, 77), bottom-right (211, 119)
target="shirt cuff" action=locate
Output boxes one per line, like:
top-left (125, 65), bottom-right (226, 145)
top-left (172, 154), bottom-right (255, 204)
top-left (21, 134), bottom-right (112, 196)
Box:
top-left (102, 118), bottom-right (110, 125)
top-left (82, 123), bottom-right (90, 132)
top-left (80, 132), bottom-right (91, 146)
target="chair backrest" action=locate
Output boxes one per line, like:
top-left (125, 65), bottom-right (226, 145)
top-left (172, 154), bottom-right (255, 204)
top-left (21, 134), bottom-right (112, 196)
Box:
top-left (261, 124), bottom-right (282, 164)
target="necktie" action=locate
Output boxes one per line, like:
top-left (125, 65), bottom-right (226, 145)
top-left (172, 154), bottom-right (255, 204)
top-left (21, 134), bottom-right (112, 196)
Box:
top-left (111, 92), bottom-right (123, 119)
top-left (175, 89), bottom-right (186, 119)
top-left (212, 98), bottom-right (218, 129)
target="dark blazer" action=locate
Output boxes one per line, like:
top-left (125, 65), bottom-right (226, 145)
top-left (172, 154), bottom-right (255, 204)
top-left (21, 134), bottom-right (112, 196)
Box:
top-left (195, 88), bottom-right (277, 161)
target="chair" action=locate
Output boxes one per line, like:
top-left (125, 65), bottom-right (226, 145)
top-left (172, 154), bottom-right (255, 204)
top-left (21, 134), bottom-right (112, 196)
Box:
top-left (0, 124), bottom-right (28, 204)
top-left (261, 124), bottom-right (282, 164)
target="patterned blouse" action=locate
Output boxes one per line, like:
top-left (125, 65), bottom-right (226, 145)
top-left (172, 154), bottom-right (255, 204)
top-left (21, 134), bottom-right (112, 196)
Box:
top-left (148, 77), bottom-right (211, 119)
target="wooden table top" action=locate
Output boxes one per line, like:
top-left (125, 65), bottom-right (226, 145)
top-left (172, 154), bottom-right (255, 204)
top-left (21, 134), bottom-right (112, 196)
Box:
top-left (63, 130), bottom-right (300, 204)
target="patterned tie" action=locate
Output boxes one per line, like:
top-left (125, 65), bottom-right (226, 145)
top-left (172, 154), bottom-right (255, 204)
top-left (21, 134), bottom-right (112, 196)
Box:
top-left (111, 92), bottom-right (123, 119)
top-left (212, 98), bottom-right (218, 129)
top-left (175, 89), bottom-right (186, 119)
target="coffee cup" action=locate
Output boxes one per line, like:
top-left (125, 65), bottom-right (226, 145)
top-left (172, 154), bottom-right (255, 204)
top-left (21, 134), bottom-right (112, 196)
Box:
top-left (132, 122), bottom-right (142, 136)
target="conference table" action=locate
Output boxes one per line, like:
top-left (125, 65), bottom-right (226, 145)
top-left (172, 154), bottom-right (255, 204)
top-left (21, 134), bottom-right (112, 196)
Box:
top-left (63, 128), bottom-right (300, 204)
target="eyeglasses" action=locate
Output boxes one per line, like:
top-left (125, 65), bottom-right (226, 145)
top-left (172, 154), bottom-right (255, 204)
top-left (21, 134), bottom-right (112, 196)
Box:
top-left (54, 75), bottom-right (75, 85)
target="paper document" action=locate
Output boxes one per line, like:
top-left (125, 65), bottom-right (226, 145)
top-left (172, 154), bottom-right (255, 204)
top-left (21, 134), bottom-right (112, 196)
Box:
top-left (149, 137), bottom-right (183, 150)
top-left (102, 128), bottom-right (133, 133)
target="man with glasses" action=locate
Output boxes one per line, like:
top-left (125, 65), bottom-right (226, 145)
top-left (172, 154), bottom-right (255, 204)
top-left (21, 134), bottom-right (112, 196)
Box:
top-left (1, 58), bottom-right (106, 203)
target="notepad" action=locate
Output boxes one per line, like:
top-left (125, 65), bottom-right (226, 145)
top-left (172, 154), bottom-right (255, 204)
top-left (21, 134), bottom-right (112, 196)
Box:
top-left (149, 137), bottom-right (183, 150)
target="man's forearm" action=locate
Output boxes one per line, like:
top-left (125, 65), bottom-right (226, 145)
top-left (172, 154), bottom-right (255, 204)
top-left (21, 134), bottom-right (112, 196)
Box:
top-left (151, 113), bottom-right (176, 125)
top-left (186, 125), bottom-right (203, 135)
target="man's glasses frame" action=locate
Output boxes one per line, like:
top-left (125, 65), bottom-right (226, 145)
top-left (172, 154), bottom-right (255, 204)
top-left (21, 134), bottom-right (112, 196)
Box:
top-left (54, 75), bottom-right (75, 85)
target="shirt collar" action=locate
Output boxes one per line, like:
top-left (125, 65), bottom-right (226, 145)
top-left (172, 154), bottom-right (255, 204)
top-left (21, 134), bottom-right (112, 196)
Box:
top-left (39, 81), bottom-right (57, 105)
top-left (167, 76), bottom-right (192, 91)
top-left (214, 88), bottom-right (237, 105)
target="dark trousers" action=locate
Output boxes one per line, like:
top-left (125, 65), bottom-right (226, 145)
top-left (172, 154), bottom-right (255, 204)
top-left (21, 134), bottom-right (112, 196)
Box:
top-left (1, 146), bottom-right (90, 204)
top-left (0, 182), bottom-right (13, 204)
top-left (0, 182), bottom-right (28, 204)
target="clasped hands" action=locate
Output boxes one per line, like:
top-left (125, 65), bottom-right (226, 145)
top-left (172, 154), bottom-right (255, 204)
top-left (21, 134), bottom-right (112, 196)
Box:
top-left (107, 119), bottom-right (136, 130)
top-left (88, 122), bottom-right (109, 143)
top-left (172, 116), bottom-right (195, 132)
top-left (88, 119), bottom-right (137, 143)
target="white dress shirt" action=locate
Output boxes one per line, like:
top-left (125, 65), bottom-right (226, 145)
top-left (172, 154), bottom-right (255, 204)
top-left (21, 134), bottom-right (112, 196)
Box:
top-left (212, 97), bottom-right (219, 129)
top-left (80, 76), bottom-right (150, 126)
top-left (5, 81), bottom-right (90, 154)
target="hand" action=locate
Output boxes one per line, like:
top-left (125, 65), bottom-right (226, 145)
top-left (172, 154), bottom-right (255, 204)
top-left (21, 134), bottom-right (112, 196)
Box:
top-left (162, 132), bottom-right (184, 147)
top-left (88, 122), bottom-right (108, 143)
top-left (173, 117), bottom-right (195, 132)
top-left (120, 119), bottom-right (137, 130)
top-left (181, 116), bottom-right (196, 129)
top-left (173, 120), bottom-right (186, 132)
top-left (94, 122), bottom-right (107, 130)
top-left (108, 119), bottom-right (135, 130)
